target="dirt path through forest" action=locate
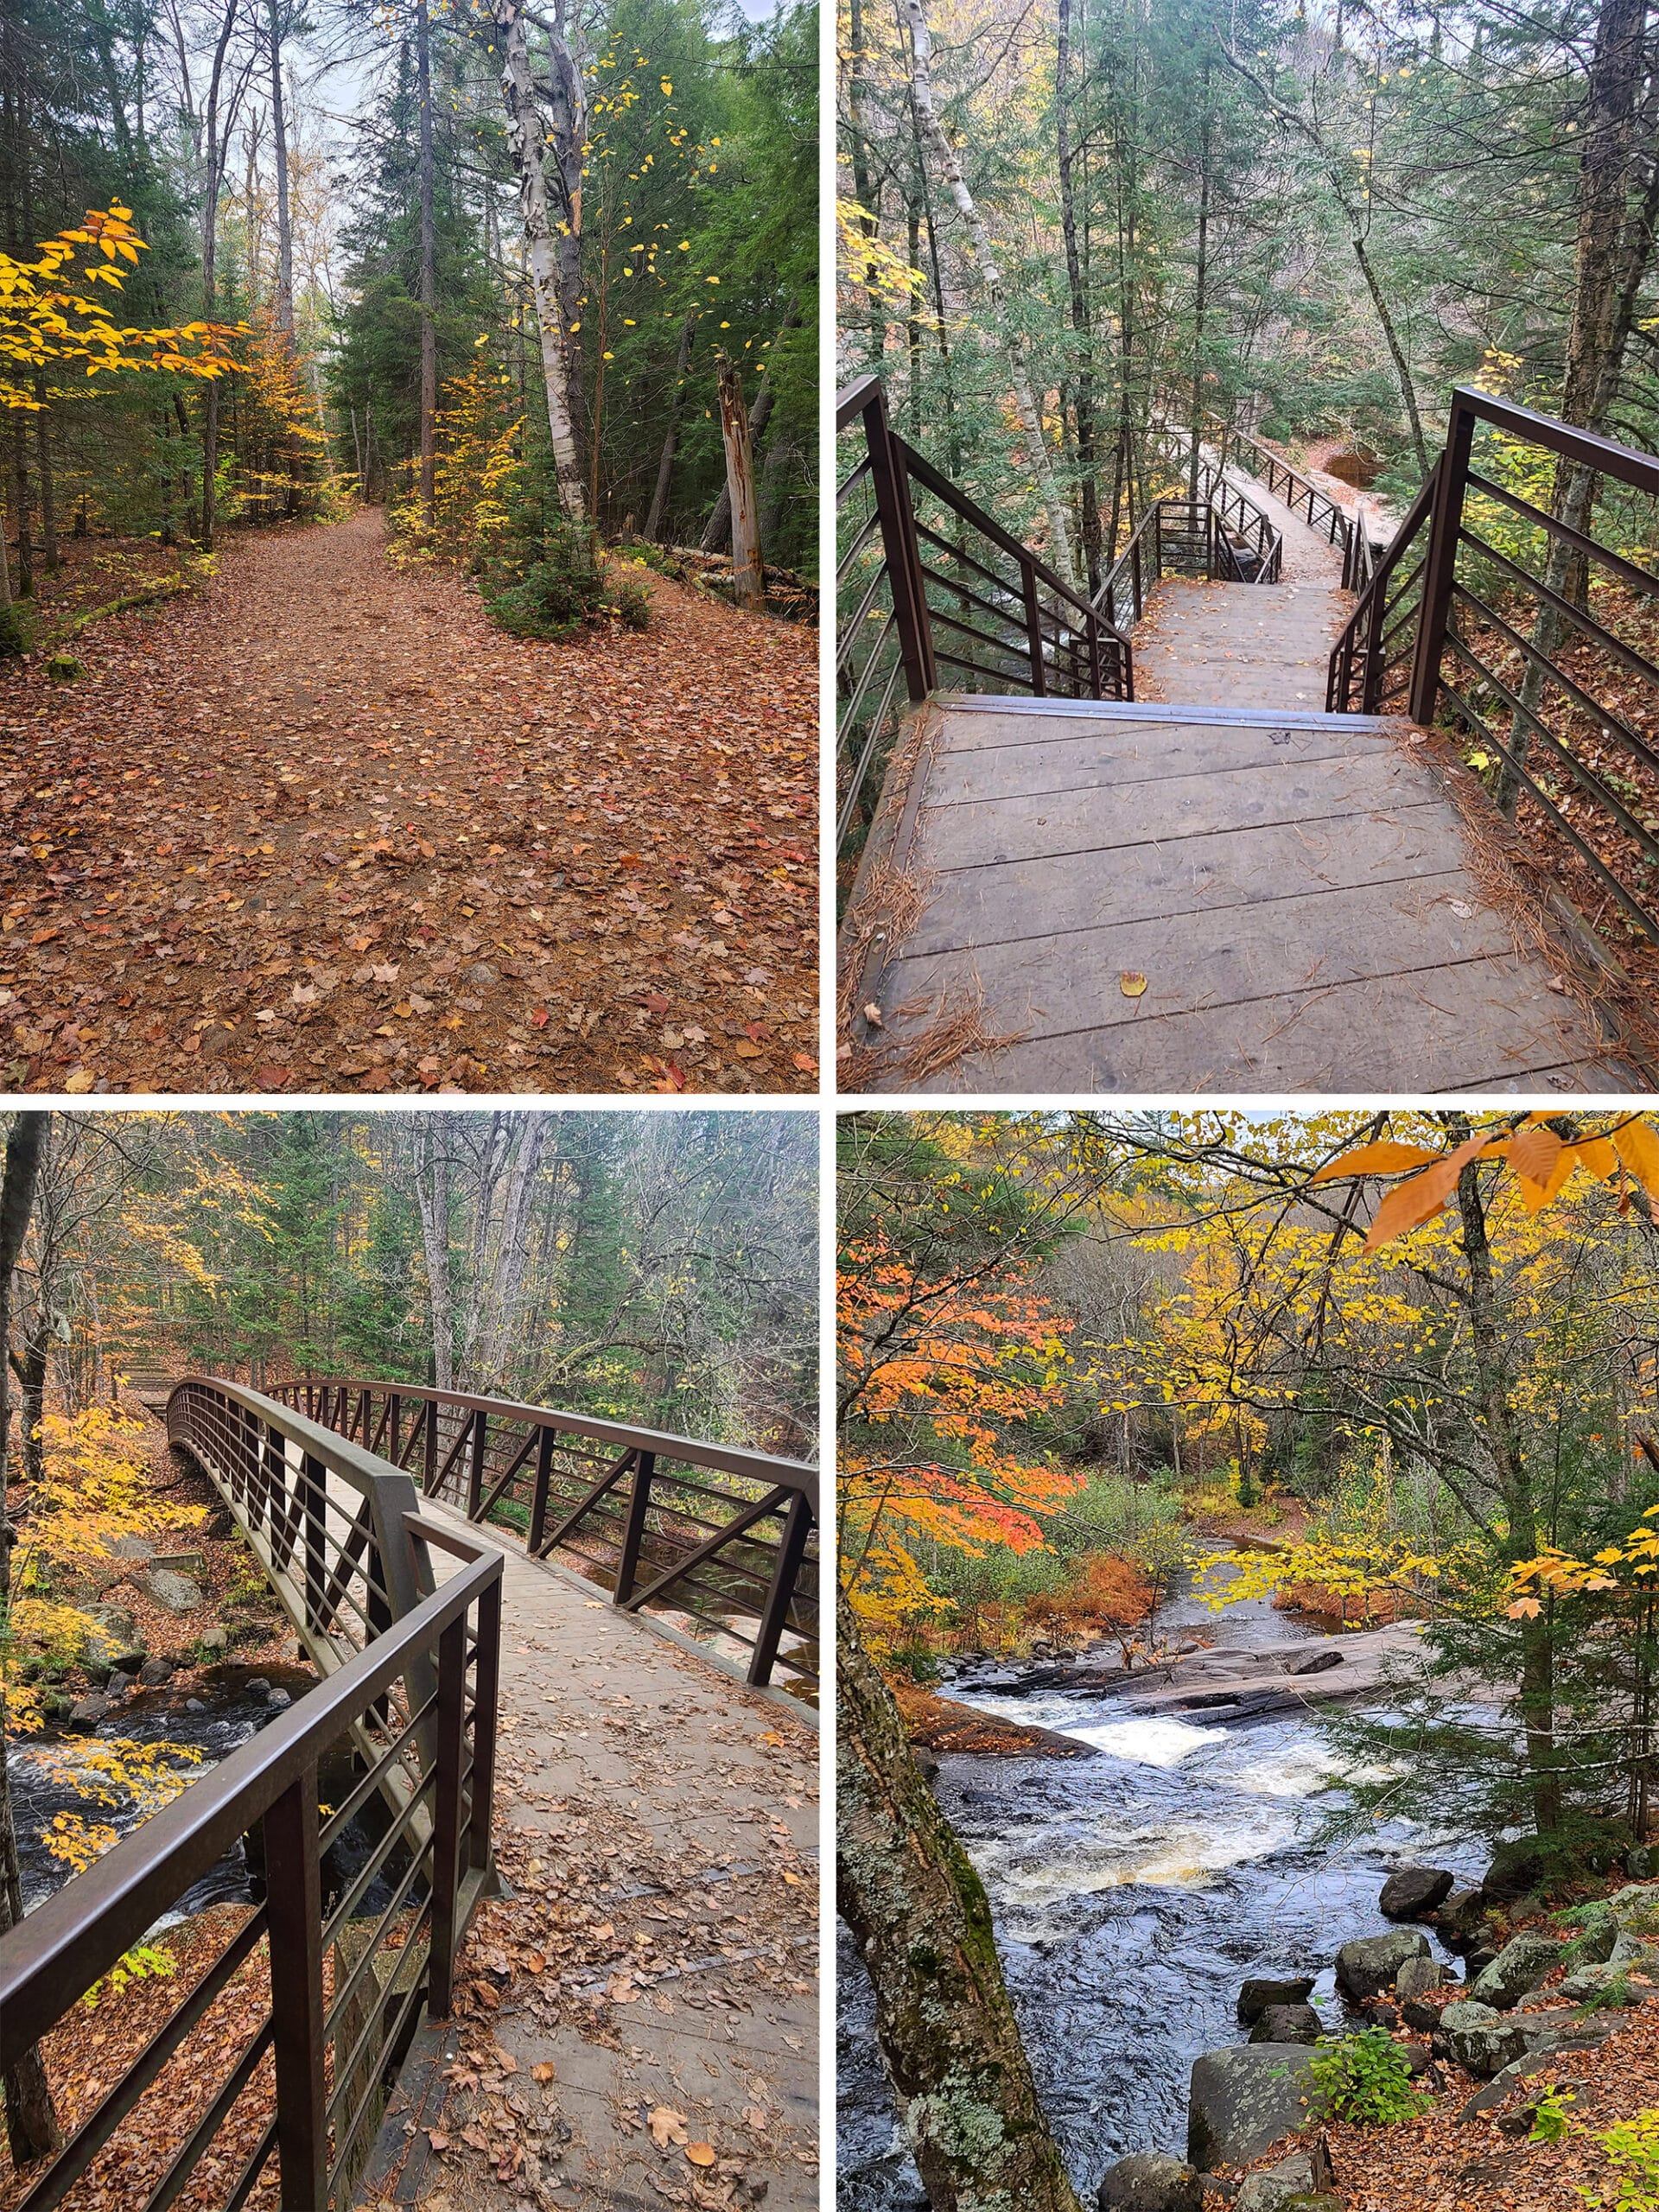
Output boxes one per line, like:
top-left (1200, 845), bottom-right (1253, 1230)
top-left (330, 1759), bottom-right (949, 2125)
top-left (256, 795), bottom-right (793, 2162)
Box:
top-left (0, 512), bottom-right (817, 1094)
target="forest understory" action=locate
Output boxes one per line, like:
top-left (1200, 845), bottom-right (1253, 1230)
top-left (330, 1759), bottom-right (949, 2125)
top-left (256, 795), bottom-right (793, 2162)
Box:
top-left (0, 514), bottom-right (818, 1096)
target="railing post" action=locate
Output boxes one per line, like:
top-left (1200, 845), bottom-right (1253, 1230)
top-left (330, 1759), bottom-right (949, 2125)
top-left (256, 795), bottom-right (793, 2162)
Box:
top-left (1409, 397), bottom-right (1475, 727)
top-left (1019, 556), bottom-right (1046, 696)
top-left (748, 1491), bottom-right (814, 1688)
top-left (862, 387), bottom-right (935, 700)
top-left (468, 1571), bottom-right (502, 1872)
top-left (302, 1453), bottom-right (326, 1630)
top-left (423, 1397), bottom-right (438, 1494)
top-left (527, 1422), bottom-right (554, 1556)
top-left (467, 1409), bottom-right (487, 1521)
top-left (388, 1391), bottom-right (401, 1465)
top-left (264, 1762), bottom-right (327, 2212)
top-left (427, 1615), bottom-right (467, 2020)
top-left (613, 1451), bottom-right (653, 1605)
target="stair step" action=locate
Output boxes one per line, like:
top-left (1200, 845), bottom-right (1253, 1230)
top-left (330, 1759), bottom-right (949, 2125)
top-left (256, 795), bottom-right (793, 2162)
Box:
top-left (936, 693), bottom-right (1399, 733)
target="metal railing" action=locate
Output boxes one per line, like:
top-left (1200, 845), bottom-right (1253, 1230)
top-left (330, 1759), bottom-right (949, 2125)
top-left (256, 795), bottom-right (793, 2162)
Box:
top-left (836, 374), bottom-right (1133, 862)
top-left (1325, 457), bottom-right (1440, 714)
top-left (0, 1380), bottom-right (502, 2212)
top-left (1095, 442), bottom-right (1285, 635)
top-left (272, 1379), bottom-right (820, 1703)
top-left (1328, 385), bottom-right (1659, 945)
top-left (1211, 418), bottom-right (1376, 588)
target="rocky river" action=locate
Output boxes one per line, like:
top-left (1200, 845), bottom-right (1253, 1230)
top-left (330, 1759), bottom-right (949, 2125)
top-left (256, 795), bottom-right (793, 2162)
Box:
top-left (837, 1572), bottom-right (1491, 2209)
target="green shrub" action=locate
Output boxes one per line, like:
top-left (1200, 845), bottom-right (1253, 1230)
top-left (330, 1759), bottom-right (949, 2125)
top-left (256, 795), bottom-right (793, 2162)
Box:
top-left (482, 525), bottom-right (650, 641)
top-left (1592, 2107), bottom-right (1659, 2209)
top-left (1529, 2082), bottom-right (1575, 2144)
top-left (1308, 2031), bottom-right (1430, 2126)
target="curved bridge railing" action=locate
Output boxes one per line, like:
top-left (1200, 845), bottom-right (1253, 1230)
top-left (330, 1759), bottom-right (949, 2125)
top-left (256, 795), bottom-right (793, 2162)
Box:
top-left (0, 1373), bottom-right (503, 2212)
top-left (271, 1377), bottom-right (821, 1704)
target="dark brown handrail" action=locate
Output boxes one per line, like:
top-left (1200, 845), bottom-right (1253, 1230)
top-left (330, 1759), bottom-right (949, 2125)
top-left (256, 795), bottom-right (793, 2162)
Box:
top-left (1326, 384), bottom-right (1659, 945)
top-left (0, 1432), bottom-right (502, 2212)
top-left (271, 1378), bottom-right (820, 1703)
top-left (836, 374), bottom-right (1132, 863)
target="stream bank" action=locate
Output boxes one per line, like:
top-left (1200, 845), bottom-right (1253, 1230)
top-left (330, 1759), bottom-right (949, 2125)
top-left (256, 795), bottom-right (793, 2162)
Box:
top-left (837, 1572), bottom-right (1487, 2209)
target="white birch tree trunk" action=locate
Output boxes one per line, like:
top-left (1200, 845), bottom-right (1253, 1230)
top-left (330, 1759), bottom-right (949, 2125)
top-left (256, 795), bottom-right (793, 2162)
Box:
top-left (490, 0), bottom-right (588, 525)
top-left (901, 0), bottom-right (1077, 588)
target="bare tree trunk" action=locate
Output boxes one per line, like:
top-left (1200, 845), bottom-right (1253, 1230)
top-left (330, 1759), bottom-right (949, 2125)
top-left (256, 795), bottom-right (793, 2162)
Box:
top-left (1057, 0), bottom-right (1100, 588)
top-left (1187, 69), bottom-right (1212, 506)
top-left (416, 0), bottom-right (438, 519)
top-left (32, 395), bottom-right (55, 575)
top-left (645, 307), bottom-right (696, 542)
top-left (410, 1124), bottom-right (455, 1391)
top-left (836, 1589), bottom-right (1084, 2212)
top-left (715, 353), bottom-right (763, 610)
top-left (200, 0), bottom-right (241, 548)
top-left (268, 1), bottom-right (294, 346)
top-left (0, 1110), bottom-right (58, 2170)
top-left (489, 0), bottom-right (587, 524)
top-left (900, 0), bottom-right (1077, 588)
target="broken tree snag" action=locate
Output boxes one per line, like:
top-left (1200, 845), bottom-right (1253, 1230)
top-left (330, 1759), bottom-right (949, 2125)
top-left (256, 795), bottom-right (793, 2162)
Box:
top-left (835, 1588), bottom-right (1085, 2212)
top-left (715, 352), bottom-right (764, 613)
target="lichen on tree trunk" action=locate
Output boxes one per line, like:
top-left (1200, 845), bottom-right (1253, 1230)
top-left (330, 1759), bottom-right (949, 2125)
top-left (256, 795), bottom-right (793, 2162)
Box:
top-left (836, 1587), bottom-right (1084, 2212)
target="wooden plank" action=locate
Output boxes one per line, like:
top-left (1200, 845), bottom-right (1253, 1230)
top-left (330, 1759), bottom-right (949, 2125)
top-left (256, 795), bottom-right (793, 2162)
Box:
top-left (914, 747), bottom-right (1435, 872)
top-left (903, 800), bottom-right (1474, 960)
top-left (927, 717), bottom-right (1385, 805)
top-left (938, 695), bottom-right (1399, 731)
top-left (880, 875), bottom-right (1526, 1045)
top-left (874, 964), bottom-right (1628, 1095)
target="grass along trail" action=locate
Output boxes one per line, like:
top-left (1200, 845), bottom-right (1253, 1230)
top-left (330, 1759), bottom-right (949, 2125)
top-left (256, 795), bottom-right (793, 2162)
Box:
top-left (0, 511), bottom-right (817, 1095)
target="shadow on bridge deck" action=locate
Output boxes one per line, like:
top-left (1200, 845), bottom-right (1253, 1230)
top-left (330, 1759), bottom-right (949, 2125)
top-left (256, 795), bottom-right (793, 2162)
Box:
top-left (358, 1494), bottom-right (819, 2212)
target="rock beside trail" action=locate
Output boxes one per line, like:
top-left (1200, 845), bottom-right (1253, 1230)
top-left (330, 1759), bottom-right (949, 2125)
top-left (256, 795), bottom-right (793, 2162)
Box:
top-left (1471, 1930), bottom-right (1562, 2009)
top-left (199, 1624), bottom-right (229, 1656)
top-left (1433, 1999), bottom-right (1529, 2076)
top-left (1560, 1930), bottom-right (1655, 2002)
top-left (1249, 2005), bottom-right (1324, 2045)
top-left (1335, 1929), bottom-right (1429, 1999)
top-left (137, 1656), bottom-right (175, 1687)
top-left (1380, 1866), bottom-right (1455, 1920)
top-left (139, 1567), bottom-right (206, 1616)
top-left (1187, 2045), bottom-right (1319, 2171)
top-left (1238, 1977), bottom-right (1316, 2024)
top-left (1096, 2152), bottom-right (1205, 2211)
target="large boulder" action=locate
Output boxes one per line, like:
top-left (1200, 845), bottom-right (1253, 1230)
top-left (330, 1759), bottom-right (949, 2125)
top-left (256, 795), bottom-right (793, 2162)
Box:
top-left (1435, 1885), bottom-right (1490, 1946)
top-left (1606, 1885), bottom-right (1659, 1938)
top-left (1096, 2154), bottom-right (1204, 2212)
top-left (1187, 2045), bottom-right (1319, 2172)
top-left (67, 1693), bottom-right (113, 1732)
top-left (1380, 1866), bottom-right (1455, 1921)
top-left (1249, 2005), bottom-right (1324, 2046)
top-left (139, 1567), bottom-right (206, 1616)
top-left (1238, 1977), bottom-right (1315, 2024)
top-left (1433, 1999), bottom-right (1528, 2077)
top-left (1470, 1931), bottom-right (1562, 2010)
top-left (1560, 1931), bottom-right (1656, 2003)
top-left (1334, 1929), bottom-right (1428, 1999)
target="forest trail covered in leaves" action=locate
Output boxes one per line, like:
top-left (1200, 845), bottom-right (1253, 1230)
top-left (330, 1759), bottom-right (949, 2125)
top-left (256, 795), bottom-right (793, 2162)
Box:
top-left (0, 514), bottom-right (817, 1096)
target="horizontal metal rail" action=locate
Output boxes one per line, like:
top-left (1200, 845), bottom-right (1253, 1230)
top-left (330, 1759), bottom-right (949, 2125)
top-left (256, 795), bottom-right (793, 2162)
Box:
top-left (272, 1378), bottom-right (820, 1702)
top-left (836, 373), bottom-right (1132, 863)
top-left (0, 1473), bottom-right (502, 2212)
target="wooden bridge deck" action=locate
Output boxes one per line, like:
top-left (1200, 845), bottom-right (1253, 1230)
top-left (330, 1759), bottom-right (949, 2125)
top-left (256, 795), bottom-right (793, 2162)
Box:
top-left (362, 1495), bottom-right (819, 2212)
top-left (848, 489), bottom-right (1635, 1095)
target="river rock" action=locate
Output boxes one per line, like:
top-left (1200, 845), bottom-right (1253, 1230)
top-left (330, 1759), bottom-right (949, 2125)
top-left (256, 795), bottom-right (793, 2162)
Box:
top-left (1334, 1929), bottom-right (1428, 1999)
top-left (1249, 2004), bottom-right (1323, 2045)
top-left (105, 1670), bottom-right (135, 1698)
top-left (67, 1693), bottom-right (113, 1731)
top-left (1433, 1999), bottom-right (1528, 2076)
top-left (1237, 1977), bottom-right (1315, 2024)
top-left (1380, 1866), bottom-right (1454, 1920)
top-left (1435, 1885), bottom-right (1490, 1945)
top-left (1236, 2147), bottom-right (1332, 2212)
top-left (137, 1656), bottom-right (175, 1687)
top-left (199, 1624), bottom-right (229, 1656)
top-left (1187, 2045), bottom-right (1319, 2171)
top-left (1280, 1649), bottom-right (1344, 1678)
top-left (185, 1697), bottom-right (207, 1713)
top-left (266, 1688), bottom-right (291, 1709)
top-left (81, 1605), bottom-right (146, 1675)
top-left (1471, 1931), bottom-right (1561, 2010)
top-left (139, 1567), bottom-right (206, 1616)
top-left (1096, 2152), bottom-right (1204, 2211)
top-left (245, 1677), bottom-right (271, 1697)
top-left (1395, 1956), bottom-right (1442, 2001)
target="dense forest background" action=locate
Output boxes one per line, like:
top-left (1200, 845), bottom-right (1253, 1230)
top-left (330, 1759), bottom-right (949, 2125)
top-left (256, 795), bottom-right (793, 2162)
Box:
top-left (1, 0), bottom-right (817, 600)
top-left (837, 0), bottom-right (1659, 583)
top-left (26, 1108), bottom-right (818, 1454)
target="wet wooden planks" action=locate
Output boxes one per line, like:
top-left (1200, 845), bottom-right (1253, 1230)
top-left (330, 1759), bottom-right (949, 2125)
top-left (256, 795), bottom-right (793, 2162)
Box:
top-left (859, 698), bottom-right (1632, 1094)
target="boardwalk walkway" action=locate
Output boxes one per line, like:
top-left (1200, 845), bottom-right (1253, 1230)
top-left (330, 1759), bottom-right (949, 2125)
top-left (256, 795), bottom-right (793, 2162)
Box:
top-left (849, 473), bottom-right (1633, 1094)
top-left (361, 1496), bottom-right (819, 2212)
